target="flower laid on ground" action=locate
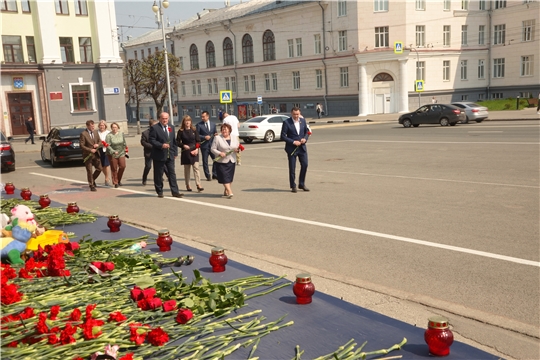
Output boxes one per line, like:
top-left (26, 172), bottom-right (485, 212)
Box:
top-left (175, 308), bottom-right (193, 324)
top-left (83, 140), bottom-right (109, 163)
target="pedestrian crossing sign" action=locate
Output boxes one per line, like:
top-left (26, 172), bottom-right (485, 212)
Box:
top-left (394, 42), bottom-right (403, 54)
top-left (220, 90), bottom-right (232, 104)
top-left (415, 80), bottom-right (424, 92)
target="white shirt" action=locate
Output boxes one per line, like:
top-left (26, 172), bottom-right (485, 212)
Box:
top-left (98, 130), bottom-right (110, 142)
top-left (223, 115), bottom-right (239, 137)
top-left (294, 119), bottom-right (301, 135)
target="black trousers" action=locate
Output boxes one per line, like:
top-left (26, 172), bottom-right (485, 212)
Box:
top-left (200, 147), bottom-right (217, 179)
top-left (287, 151), bottom-right (308, 189)
top-left (143, 156), bottom-right (168, 182)
top-left (153, 157), bottom-right (178, 195)
top-left (25, 132), bottom-right (34, 144)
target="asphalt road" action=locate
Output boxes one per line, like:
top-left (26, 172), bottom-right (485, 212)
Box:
top-left (4, 120), bottom-right (539, 359)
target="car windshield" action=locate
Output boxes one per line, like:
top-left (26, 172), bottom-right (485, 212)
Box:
top-left (59, 128), bottom-right (85, 138)
top-left (245, 117), bottom-right (265, 123)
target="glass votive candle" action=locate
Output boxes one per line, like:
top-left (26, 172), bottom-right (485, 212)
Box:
top-left (424, 316), bottom-right (454, 356)
top-left (293, 273), bottom-right (315, 304)
top-left (209, 247), bottom-right (228, 272)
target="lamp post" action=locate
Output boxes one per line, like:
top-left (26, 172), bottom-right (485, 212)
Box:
top-left (408, 46), bottom-right (421, 108)
top-left (152, 0), bottom-right (174, 125)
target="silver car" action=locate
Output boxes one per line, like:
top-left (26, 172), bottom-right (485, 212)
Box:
top-left (239, 114), bottom-right (290, 143)
top-left (451, 102), bottom-right (489, 124)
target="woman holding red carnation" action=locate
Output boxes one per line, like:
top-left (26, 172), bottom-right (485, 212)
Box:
top-left (176, 115), bottom-right (203, 192)
top-left (211, 123), bottom-right (240, 199)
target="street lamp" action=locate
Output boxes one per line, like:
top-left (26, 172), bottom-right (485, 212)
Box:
top-left (152, 0), bottom-right (174, 125)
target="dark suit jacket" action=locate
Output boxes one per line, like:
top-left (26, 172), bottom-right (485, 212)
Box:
top-left (148, 123), bottom-right (178, 161)
top-left (140, 128), bottom-right (153, 158)
top-left (80, 129), bottom-right (100, 157)
top-left (195, 120), bottom-right (216, 149)
top-left (280, 117), bottom-right (309, 155)
top-left (25, 120), bottom-right (35, 133)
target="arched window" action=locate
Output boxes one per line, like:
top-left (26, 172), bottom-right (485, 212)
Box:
top-left (242, 34), bottom-right (253, 64)
top-left (373, 72), bottom-right (394, 81)
top-left (206, 41), bottom-right (215, 68)
top-left (223, 37), bottom-right (234, 66)
top-left (190, 44), bottom-right (199, 70)
top-left (262, 30), bottom-right (275, 61)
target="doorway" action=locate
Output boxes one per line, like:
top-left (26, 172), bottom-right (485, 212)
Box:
top-left (8, 92), bottom-right (34, 136)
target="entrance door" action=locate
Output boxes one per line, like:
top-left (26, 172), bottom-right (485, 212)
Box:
top-left (8, 93), bottom-right (34, 136)
top-left (375, 94), bottom-right (385, 114)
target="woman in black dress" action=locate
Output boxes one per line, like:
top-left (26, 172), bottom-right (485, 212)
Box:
top-left (177, 115), bottom-right (203, 192)
top-left (211, 123), bottom-right (239, 198)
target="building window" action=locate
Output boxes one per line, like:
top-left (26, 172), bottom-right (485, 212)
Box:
top-left (443, 0), bottom-right (450, 10)
top-left (461, 25), bottom-right (468, 45)
top-left (171, 42), bottom-right (175, 56)
top-left (181, 81), bottom-right (186, 97)
top-left (460, 60), bottom-right (468, 80)
top-left (491, 93), bottom-right (503, 99)
top-left (443, 25), bottom-right (451, 46)
top-left (70, 83), bottom-right (95, 112)
top-left (521, 55), bottom-right (533, 76)
top-left (155, 46), bottom-right (159, 53)
top-left (522, 20), bottom-right (535, 42)
top-left (461, 0), bottom-right (468, 10)
top-left (134, 50), bottom-right (137, 60)
top-left (479, 0), bottom-right (485, 10)
top-left (265, 74), bottom-right (270, 91)
top-left (231, 77), bottom-right (236, 92)
top-left (478, 25), bottom-right (485, 45)
top-left (271, 73), bottom-right (278, 91)
top-left (416, 26), bottom-right (425, 47)
top-left (416, 61), bottom-right (425, 81)
top-left (60, 37), bottom-right (74, 63)
top-left (242, 34), bottom-right (254, 64)
top-left (55, 0), bottom-right (69, 14)
top-left (494, 0), bottom-right (506, 9)
top-left (75, 0), bottom-right (87, 15)
top-left (1, 0), bottom-right (17, 11)
top-left (191, 80), bottom-right (196, 95)
top-left (213, 78), bottom-right (218, 94)
top-left (207, 79), bottom-right (213, 94)
top-left (250, 75), bottom-right (256, 92)
top-left (190, 44), bottom-right (199, 70)
top-left (263, 30), bottom-right (275, 61)
top-left (79, 37), bottom-right (92, 63)
top-left (2, 35), bottom-right (23, 63)
top-left (338, 0), bottom-right (347, 16)
top-left (21, 0), bottom-right (30, 12)
top-left (478, 93), bottom-right (485, 100)
top-left (443, 60), bottom-right (450, 81)
top-left (493, 58), bottom-right (505, 78)
top-left (316, 69), bottom-right (323, 89)
top-left (375, 26), bottom-right (389, 48)
top-left (296, 38), bottom-right (302, 57)
top-left (225, 77), bottom-right (230, 90)
top-left (148, 48), bottom-right (151, 56)
top-left (141, 49), bottom-right (145, 59)
top-left (314, 34), bottom-right (322, 54)
top-left (340, 67), bottom-right (349, 87)
top-left (461, 95), bottom-right (468, 101)
top-left (223, 37), bottom-right (234, 66)
top-left (416, 0), bottom-right (425, 10)
top-left (26, 36), bottom-right (36, 63)
top-left (197, 80), bottom-right (201, 95)
top-left (195, 106), bottom-right (201, 117)
top-left (493, 24), bottom-right (505, 45)
top-left (288, 39), bottom-right (294, 58)
top-left (338, 31), bottom-right (347, 51)
top-left (178, 56), bottom-right (183, 71)
top-left (374, 0), bottom-right (388, 11)
top-left (478, 59), bottom-right (485, 79)
top-left (206, 41), bottom-right (215, 68)
top-left (292, 71), bottom-right (300, 90)
top-left (244, 76), bottom-right (249, 92)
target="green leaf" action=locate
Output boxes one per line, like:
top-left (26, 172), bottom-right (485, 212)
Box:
top-left (182, 298), bottom-right (195, 307)
top-left (208, 298), bottom-right (216, 311)
top-left (134, 276), bottom-right (155, 289)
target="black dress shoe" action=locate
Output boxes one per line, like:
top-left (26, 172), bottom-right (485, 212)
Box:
top-left (291, 187), bottom-right (297, 193)
top-left (142, 181), bottom-right (146, 186)
top-left (172, 192), bottom-right (184, 198)
top-left (118, 182), bottom-right (123, 186)
top-left (212, 175), bottom-right (218, 180)
top-left (90, 186), bottom-right (97, 192)
top-left (114, 184), bottom-right (119, 188)
top-left (157, 193), bottom-right (164, 198)
top-left (207, 178), bottom-right (212, 181)
top-left (299, 185), bottom-right (310, 191)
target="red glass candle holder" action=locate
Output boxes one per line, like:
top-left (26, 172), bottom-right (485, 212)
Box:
top-left (156, 229), bottom-right (173, 252)
top-left (293, 273), bottom-right (316, 304)
top-left (107, 215), bottom-right (122, 232)
top-left (39, 194), bottom-right (51, 209)
top-left (424, 316), bottom-right (454, 356)
top-left (5, 182), bottom-right (15, 194)
top-left (66, 202), bottom-right (80, 214)
top-left (209, 247), bottom-right (228, 272)
top-left (20, 187), bottom-right (32, 201)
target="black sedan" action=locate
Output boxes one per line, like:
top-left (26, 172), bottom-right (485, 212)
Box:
top-left (0, 131), bottom-right (15, 172)
top-left (40, 127), bottom-right (85, 167)
top-left (399, 104), bottom-right (466, 128)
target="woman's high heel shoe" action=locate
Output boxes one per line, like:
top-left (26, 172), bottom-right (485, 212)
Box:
top-left (197, 185), bottom-right (204, 192)
top-left (186, 187), bottom-right (193, 192)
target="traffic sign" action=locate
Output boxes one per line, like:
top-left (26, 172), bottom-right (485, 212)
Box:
top-left (415, 80), bottom-right (424, 92)
top-left (394, 42), bottom-right (403, 54)
top-left (220, 90), bottom-right (232, 104)
top-left (257, 96), bottom-right (262, 105)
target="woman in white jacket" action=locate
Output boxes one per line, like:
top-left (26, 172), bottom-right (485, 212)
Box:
top-left (211, 123), bottom-right (239, 198)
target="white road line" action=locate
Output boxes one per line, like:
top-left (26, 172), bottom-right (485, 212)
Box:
top-left (468, 131), bottom-right (504, 133)
top-left (30, 172), bottom-right (540, 268)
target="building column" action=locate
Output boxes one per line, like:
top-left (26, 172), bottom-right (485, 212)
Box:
top-left (35, 2), bottom-right (61, 63)
top-left (358, 62), bottom-right (368, 116)
top-left (93, 0), bottom-right (122, 63)
top-left (398, 58), bottom-right (409, 113)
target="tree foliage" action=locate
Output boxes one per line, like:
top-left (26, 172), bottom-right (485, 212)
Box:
top-left (141, 50), bottom-right (181, 115)
top-left (124, 59), bottom-right (145, 123)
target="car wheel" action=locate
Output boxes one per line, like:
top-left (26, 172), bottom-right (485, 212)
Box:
top-left (462, 116), bottom-right (469, 124)
top-left (476, 120), bottom-right (483, 123)
top-left (450, 122), bottom-right (457, 126)
top-left (439, 117), bottom-right (449, 126)
top-left (263, 130), bottom-right (275, 143)
top-left (50, 150), bottom-right (58, 167)
top-left (402, 119), bottom-right (412, 128)
top-left (413, 124), bottom-right (420, 127)
top-left (243, 138), bottom-right (253, 144)
top-left (41, 146), bottom-right (48, 162)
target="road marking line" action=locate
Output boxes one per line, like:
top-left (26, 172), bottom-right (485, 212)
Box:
top-left (468, 131), bottom-right (504, 133)
top-left (30, 172), bottom-right (540, 268)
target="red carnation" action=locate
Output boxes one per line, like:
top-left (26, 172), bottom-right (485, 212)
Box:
top-left (147, 327), bottom-right (169, 346)
top-left (82, 318), bottom-right (104, 340)
top-left (36, 312), bottom-right (49, 334)
top-left (69, 308), bottom-right (82, 321)
top-left (129, 322), bottom-right (148, 345)
top-left (1, 282), bottom-right (23, 305)
top-left (48, 334), bottom-right (60, 345)
top-left (130, 286), bottom-right (143, 301)
top-left (308, 131), bottom-right (312, 135)
top-left (175, 308), bottom-right (193, 324)
top-left (101, 140), bottom-right (109, 148)
top-left (60, 323), bottom-right (77, 345)
top-left (162, 300), bottom-right (176, 312)
top-left (49, 305), bottom-right (61, 320)
top-left (85, 304), bottom-right (97, 319)
top-left (147, 297), bottom-right (162, 310)
top-left (18, 268), bottom-right (33, 279)
top-left (142, 288), bottom-right (156, 299)
top-left (108, 311), bottom-right (127, 323)
top-left (7, 341), bottom-right (18, 347)
top-left (168, 126), bottom-right (172, 132)
top-left (119, 353), bottom-right (134, 360)
top-left (238, 144), bottom-right (245, 151)
top-left (195, 143), bottom-right (200, 149)
top-left (1, 264), bottom-right (17, 280)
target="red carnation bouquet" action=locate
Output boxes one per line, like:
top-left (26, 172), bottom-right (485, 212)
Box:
top-left (83, 140), bottom-right (109, 163)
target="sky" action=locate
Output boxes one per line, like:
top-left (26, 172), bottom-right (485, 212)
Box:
top-left (114, 0), bottom-right (242, 42)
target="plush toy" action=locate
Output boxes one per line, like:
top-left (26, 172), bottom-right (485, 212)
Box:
top-left (11, 205), bottom-right (38, 227)
top-left (1, 218), bottom-right (34, 264)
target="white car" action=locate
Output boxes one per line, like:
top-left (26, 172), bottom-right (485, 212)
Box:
top-left (239, 114), bottom-right (290, 143)
top-left (451, 102), bottom-right (489, 124)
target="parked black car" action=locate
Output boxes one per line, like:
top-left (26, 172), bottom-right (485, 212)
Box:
top-left (40, 127), bottom-right (85, 167)
top-left (399, 104), bottom-right (466, 128)
top-left (0, 131), bottom-right (15, 172)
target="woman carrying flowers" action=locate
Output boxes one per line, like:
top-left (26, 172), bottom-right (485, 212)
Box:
top-left (176, 115), bottom-right (203, 192)
top-left (211, 123), bottom-right (240, 199)
top-left (105, 122), bottom-right (127, 188)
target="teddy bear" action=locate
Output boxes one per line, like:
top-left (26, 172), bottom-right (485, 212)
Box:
top-left (1, 205), bottom-right (40, 264)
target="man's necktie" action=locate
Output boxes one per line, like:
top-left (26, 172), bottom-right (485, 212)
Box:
top-left (206, 122), bottom-right (210, 132)
top-left (89, 131), bottom-right (94, 140)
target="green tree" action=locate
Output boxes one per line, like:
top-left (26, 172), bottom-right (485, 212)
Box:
top-left (142, 50), bottom-right (180, 116)
top-left (124, 59), bottom-right (145, 134)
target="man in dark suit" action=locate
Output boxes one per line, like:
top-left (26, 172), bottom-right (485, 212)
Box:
top-left (24, 117), bottom-right (35, 144)
top-left (80, 119), bottom-right (102, 192)
top-left (141, 119), bottom-right (168, 185)
top-left (195, 110), bottom-right (218, 181)
top-left (148, 112), bottom-right (183, 198)
top-left (280, 107), bottom-right (310, 193)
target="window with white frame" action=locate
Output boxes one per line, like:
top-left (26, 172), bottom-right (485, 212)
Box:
top-left (250, 75), bottom-right (256, 92)
top-left (211, 105), bottom-right (216, 118)
top-left (375, 27), bottom-right (389, 48)
top-left (478, 93), bottom-right (485, 100)
top-left (271, 73), bottom-right (278, 91)
top-left (443, 26), bottom-right (451, 46)
top-left (416, 0), bottom-right (425, 10)
top-left (288, 39), bottom-right (294, 58)
top-left (265, 74), bottom-right (270, 91)
top-left (494, 24), bottom-right (505, 45)
top-left (478, 59), bottom-right (485, 79)
top-left (181, 81), bottom-right (186, 96)
top-left (374, 0), bottom-right (388, 11)
top-left (338, 0), bottom-right (347, 16)
top-left (494, 0), bottom-right (506, 9)
top-left (26, 36), bottom-right (36, 63)
top-left (207, 79), bottom-right (213, 94)
top-left (461, 25), bottom-right (468, 45)
top-left (195, 107), bottom-right (201, 117)
top-left (338, 31), bottom-right (347, 51)
top-left (493, 58), bottom-right (505, 78)
top-left (296, 38), bottom-right (302, 57)
top-left (292, 71), bottom-right (300, 90)
top-left (197, 80), bottom-right (201, 95)
top-left (78, 37), bottom-right (92, 63)
top-left (479, 0), bottom-right (485, 10)
top-left (340, 67), bottom-right (349, 87)
top-left (231, 77), bottom-right (236, 92)
top-left (491, 93), bottom-right (503, 99)
top-left (55, 0), bottom-right (68, 14)
top-left (478, 25), bottom-right (485, 45)
top-left (75, 0), bottom-right (87, 15)
top-left (21, 0), bottom-right (31, 12)
top-left (244, 76), bottom-right (249, 92)
top-left (179, 56), bottom-right (184, 71)
top-left (461, 95), bottom-right (468, 101)
top-left (225, 77), bottom-right (230, 90)
top-left (460, 60), bottom-right (468, 80)
top-left (213, 78), bottom-right (218, 94)
top-left (1, 0), bottom-right (17, 11)
top-left (69, 83), bottom-right (96, 112)
top-left (522, 20), bottom-right (535, 42)
top-left (461, 0), bottom-right (468, 10)
top-left (416, 26), bottom-right (425, 47)
top-left (314, 34), bottom-right (322, 54)
top-left (443, 0), bottom-right (451, 10)
top-left (521, 55), bottom-right (533, 76)
top-left (443, 60), bottom-right (450, 81)
top-left (416, 61), bottom-right (425, 81)
top-left (60, 37), bottom-right (74, 63)
top-left (192, 80), bottom-right (196, 95)
top-left (316, 69), bottom-right (323, 89)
